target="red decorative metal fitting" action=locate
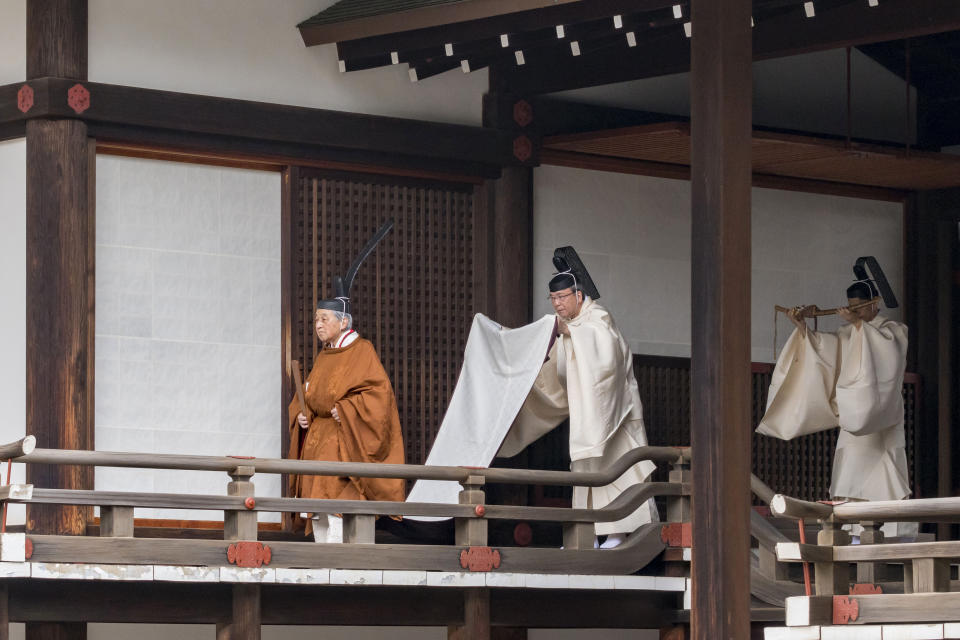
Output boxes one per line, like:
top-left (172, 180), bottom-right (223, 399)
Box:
top-left (660, 522), bottom-right (692, 548)
top-left (229, 455), bottom-right (256, 459)
top-left (850, 583), bottom-right (882, 595)
top-left (244, 497), bottom-right (256, 510)
top-left (474, 504), bottom-right (486, 517)
top-left (227, 541), bottom-right (272, 568)
top-left (513, 135), bottom-right (533, 162)
top-left (67, 83), bottom-right (90, 114)
top-left (818, 499), bottom-right (848, 506)
top-left (459, 546), bottom-right (501, 572)
top-left (513, 522), bottom-right (532, 547)
top-left (832, 595), bottom-right (859, 625)
top-left (513, 99), bottom-right (533, 127)
top-left (24, 537), bottom-right (33, 560)
top-left (17, 85), bottom-right (34, 113)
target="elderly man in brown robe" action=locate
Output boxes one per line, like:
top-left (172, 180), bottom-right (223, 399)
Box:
top-left (287, 222), bottom-right (405, 541)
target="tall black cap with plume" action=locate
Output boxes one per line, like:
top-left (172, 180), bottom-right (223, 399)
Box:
top-left (848, 256), bottom-right (898, 308)
top-left (316, 219), bottom-right (394, 315)
top-left (548, 246), bottom-right (601, 300)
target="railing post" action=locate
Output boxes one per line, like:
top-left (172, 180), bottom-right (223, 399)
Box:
top-left (814, 519), bottom-right (850, 595)
top-left (224, 466), bottom-right (257, 541)
top-left (100, 506), bottom-right (134, 538)
top-left (343, 514), bottom-right (375, 544)
top-left (911, 557), bottom-right (950, 593)
top-left (856, 521), bottom-right (885, 585)
top-left (456, 474), bottom-right (487, 546)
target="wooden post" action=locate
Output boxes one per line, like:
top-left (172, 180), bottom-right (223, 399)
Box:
top-left (217, 585), bottom-right (261, 640)
top-left (224, 467), bottom-right (257, 541)
top-left (25, 2), bottom-right (90, 639)
top-left (689, 0), bottom-right (753, 638)
top-left (99, 506), bottom-right (134, 538)
top-left (814, 521), bottom-right (850, 595)
top-left (456, 475), bottom-right (488, 546)
top-left (856, 521), bottom-right (885, 585)
top-left (0, 584), bottom-right (8, 640)
top-left (448, 588), bottom-right (490, 640)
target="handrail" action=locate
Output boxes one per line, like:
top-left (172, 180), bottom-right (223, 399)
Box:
top-left (750, 473), bottom-right (776, 506)
top-left (769, 494), bottom-right (834, 520)
top-left (12, 443), bottom-right (686, 488)
top-left (8, 482), bottom-right (685, 524)
top-left (771, 492), bottom-right (960, 523)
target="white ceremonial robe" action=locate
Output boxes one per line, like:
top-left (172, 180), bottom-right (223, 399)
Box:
top-left (757, 314), bottom-right (910, 504)
top-left (499, 298), bottom-right (658, 535)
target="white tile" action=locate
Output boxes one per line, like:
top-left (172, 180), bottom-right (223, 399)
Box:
top-left (765, 628), bottom-right (821, 640)
top-left (944, 624), bottom-right (960, 640)
top-left (275, 568), bottom-right (331, 585)
top-left (567, 574), bottom-right (615, 590)
top-left (85, 564), bottom-right (154, 581)
top-left (524, 573), bottom-right (569, 589)
top-left (0, 562), bottom-right (30, 578)
top-left (31, 563), bottom-right (89, 580)
top-left (220, 567), bottom-right (275, 583)
top-left (154, 565), bottom-right (220, 582)
top-left (329, 569), bottom-right (382, 586)
top-left (822, 626), bottom-right (881, 639)
top-left (484, 572), bottom-right (525, 588)
top-left (654, 576), bottom-right (687, 592)
top-left (0, 533), bottom-right (25, 562)
top-left (881, 625), bottom-right (944, 640)
top-left (382, 570), bottom-right (427, 586)
top-left (612, 575), bottom-right (657, 590)
top-left (426, 571), bottom-right (486, 587)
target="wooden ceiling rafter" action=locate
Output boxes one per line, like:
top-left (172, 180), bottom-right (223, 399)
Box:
top-left (542, 121), bottom-right (960, 191)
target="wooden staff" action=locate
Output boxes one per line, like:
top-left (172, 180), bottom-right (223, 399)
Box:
top-left (774, 297), bottom-right (880, 318)
top-left (291, 359), bottom-right (311, 422)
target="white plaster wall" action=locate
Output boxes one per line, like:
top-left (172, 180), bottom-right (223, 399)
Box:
top-left (556, 48), bottom-right (917, 144)
top-left (0, 138), bottom-right (27, 525)
top-left (0, 0), bottom-right (25, 85)
top-left (95, 155), bottom-right (282, 520)
top-left (88, 0), bottom-right (486, 125)
top-left (533, 164), bottom-right (903, 363)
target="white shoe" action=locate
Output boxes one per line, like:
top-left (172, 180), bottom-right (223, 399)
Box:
top-left (311, 514), bottom-right (344, 543)
top-left (600, 533), bottom-right (626, 549)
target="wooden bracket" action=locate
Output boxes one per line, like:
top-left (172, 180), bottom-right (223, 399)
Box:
top-left (226, 542), bottom-right (271, 568)
top-left (459, 546), bottom-right (501, 572)
top-left (832, 595), bottom-right (859, 624)
top-left (850, 583), bottom-right (882, 595)
top-left (661, 522), bottom-right (692, 547)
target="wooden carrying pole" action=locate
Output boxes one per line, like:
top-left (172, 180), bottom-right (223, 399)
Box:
top-left (290, 359), bottom-right (310, 421)
top-left (774, 296), bottom-right (880, 318)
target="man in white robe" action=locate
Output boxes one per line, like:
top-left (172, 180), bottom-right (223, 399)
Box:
top-left (499, 254), bottom-right (657, 549)
top-left (757, 279), bottom-right (911, 535)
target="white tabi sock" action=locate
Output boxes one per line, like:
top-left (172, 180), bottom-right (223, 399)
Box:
top-left (600, 533), bottom-right (626, 549)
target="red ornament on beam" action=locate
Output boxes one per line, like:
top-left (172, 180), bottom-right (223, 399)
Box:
top-left (227, 541), bottom-right (272, 568)
top-left (67, 83), bottom-right (90, 114)
top-left (17, 85), bottom-right (34, 113)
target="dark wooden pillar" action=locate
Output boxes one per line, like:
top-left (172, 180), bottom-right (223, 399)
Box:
top-left (25, 1), bottom-right (91, 638)
top-left (480, 88), bottom-right (535, 328)
top-left (689, 0), bottom-right (753, 638)
top-left (448, 588), bottom-right (491, 640)
top-left (217, 585), bottom-right (261, 640)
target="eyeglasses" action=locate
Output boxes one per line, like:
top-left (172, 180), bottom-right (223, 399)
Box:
top-left (547, 292), bottom-right (575, 303)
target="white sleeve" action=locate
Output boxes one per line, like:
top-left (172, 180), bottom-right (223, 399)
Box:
top-left (756, 327), bottom-right (840, 440)
top-left (836, 318), bottom-right (907, 435)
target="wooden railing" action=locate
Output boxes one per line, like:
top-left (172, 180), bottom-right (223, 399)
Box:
top-left (0, 437), bottom-right (692, 576)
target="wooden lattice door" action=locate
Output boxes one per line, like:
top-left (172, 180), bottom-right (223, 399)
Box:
top-left (287, 170), bottom-right (480, 469)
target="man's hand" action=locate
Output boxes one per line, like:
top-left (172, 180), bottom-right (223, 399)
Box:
top-left (297, 412), bottom-right (310, 429)
top-left (838, 306), bottom-right (861, 328)
top-left (557, 319), bottom-right (570, 336)
top-left (786, 306), bottom-right (813, 337)
top-left (331, 406), bottom-right (341, 423)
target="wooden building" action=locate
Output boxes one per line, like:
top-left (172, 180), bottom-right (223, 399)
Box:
top-left (0, 0), bottom-right (958, 639)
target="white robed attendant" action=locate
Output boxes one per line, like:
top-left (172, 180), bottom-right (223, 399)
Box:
top-left (757, 279), bottom-right (911, 513)
top-left (499, 263), bottom-right (657, 549)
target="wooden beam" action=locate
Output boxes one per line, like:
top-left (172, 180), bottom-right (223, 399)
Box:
top-left (689, 1), bottom-right (752, 640)
top-left (787, 592), bottom-right (960, 626)
top-left (300, 0), bottom-right (581, 46)
top-left (539, 148), bottom-right (908, 203)
top-left (335, 0), bottom-right (678, 61)
top-left (494, 0), bottom-right (960, 94)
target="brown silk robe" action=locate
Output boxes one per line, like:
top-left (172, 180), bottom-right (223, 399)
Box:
top-left (287, 337), bottom-right (405, 506)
